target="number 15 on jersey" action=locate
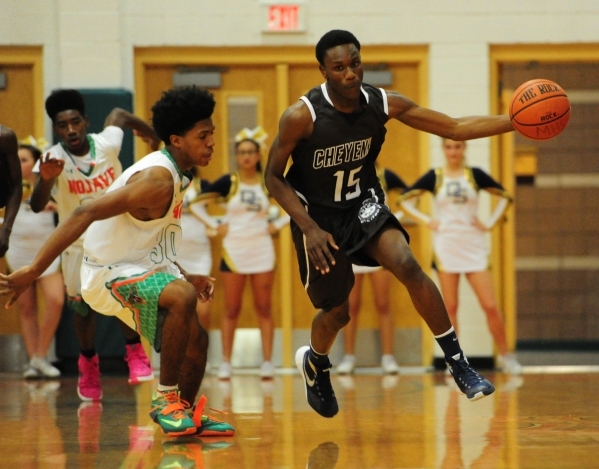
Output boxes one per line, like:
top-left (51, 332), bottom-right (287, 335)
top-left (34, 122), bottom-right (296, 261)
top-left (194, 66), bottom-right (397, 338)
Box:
top-left (333, 166), bottom-right (362, 202)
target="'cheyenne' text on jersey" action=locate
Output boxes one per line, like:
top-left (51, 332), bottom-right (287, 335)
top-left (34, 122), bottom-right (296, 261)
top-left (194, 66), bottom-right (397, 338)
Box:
top-left (313, 138), bottom-right (372, 169)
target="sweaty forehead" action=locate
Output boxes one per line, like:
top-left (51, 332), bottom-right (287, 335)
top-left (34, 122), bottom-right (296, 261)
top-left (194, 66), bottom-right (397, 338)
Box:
top-left (324, 44), bottom-right (360, 64)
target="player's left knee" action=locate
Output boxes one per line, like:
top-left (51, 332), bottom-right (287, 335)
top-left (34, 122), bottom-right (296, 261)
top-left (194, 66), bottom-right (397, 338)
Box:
top-left (328, 307), bottom-right (351, 329)
top-left (392, 253), bottom-right (423, 284)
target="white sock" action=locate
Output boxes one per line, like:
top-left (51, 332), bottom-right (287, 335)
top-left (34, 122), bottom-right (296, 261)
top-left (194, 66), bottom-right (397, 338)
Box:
top-left (157, 384), bottom-right (178, 393)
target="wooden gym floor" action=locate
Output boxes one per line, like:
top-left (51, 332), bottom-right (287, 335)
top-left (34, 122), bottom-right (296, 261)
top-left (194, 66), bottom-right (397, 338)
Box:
top-left (1, 366), bottom-right (598, 469)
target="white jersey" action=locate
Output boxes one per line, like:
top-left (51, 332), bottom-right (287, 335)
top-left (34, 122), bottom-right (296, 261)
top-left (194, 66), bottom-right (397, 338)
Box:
top-left (34, 126), bottom-right (123, 246)
top-left (83, 149), bottom-right (191, 269)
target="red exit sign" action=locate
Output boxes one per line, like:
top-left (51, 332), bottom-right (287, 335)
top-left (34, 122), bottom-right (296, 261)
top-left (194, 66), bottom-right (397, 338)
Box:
top-left (267, 4), bottom-right (301, 31)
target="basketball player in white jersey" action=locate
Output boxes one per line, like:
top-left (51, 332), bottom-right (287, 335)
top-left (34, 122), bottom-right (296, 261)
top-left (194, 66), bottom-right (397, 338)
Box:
top-left (0, 85), bottom-right (235, 438)
top-left (29, 90), bottom-right (158, 401)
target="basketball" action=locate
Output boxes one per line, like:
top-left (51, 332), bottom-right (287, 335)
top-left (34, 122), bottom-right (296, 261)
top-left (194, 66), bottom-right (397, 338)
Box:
top-left (509, 79), bottom-right (570, 140)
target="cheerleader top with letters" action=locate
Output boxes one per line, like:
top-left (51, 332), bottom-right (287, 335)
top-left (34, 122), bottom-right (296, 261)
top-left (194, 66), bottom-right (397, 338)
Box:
top-left (286, 83), bottom-right (390, 210)
top-left (198, 172), bottom-right (288, 237)
top-left (400, 167), bottom-right (512, 232)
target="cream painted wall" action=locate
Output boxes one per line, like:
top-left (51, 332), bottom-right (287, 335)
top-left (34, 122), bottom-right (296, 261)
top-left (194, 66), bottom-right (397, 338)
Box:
top-left (2, 0), bottom-right (599, 356)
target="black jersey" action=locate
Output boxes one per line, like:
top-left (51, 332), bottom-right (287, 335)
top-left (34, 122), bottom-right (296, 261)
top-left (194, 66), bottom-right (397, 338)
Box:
top-left (286, 83), bottom-right (389, 211)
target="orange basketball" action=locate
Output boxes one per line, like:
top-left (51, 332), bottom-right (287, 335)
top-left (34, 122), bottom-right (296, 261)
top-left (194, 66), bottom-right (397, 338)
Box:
top-left (509, 79), bottom-right (570, 140)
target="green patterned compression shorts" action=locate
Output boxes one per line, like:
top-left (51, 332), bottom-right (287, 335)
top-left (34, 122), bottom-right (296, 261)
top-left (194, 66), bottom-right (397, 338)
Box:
top-left (106, 271), bottom-right (177, 352)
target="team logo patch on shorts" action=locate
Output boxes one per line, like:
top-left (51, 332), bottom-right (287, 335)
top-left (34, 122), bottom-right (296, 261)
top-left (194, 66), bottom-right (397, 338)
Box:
top-left (358, 202), bottom-right (381, 224)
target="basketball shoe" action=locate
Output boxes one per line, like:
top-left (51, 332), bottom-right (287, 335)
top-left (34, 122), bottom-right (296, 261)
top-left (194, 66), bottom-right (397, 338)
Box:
top-left (124, 343), bottom-right (154, 385)
top-left (77, 354), bottom-right (102, 401)
top-left (295, 346), bottom-right (338, 418)
top-left (446, 353), bottom-right (495, 401)
top-left (189, 394), bottom-right (235, 437)
top-left (150, 389), bottom-right (196, 436)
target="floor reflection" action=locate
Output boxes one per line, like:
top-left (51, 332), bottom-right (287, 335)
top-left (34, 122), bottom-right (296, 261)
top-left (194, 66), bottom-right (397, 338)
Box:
top-left (1, 369), bottom-right (599, 468)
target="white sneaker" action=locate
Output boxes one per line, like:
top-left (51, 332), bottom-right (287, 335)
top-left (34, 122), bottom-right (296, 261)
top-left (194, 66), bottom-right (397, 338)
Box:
top-left (260, 361), bottom-right (275, 379)
top-left (337, 355), bottom-right (355, 374)
top-left (381, 355), bottom-right (400, 374)
top-left (23, 364), bottom-right (40, 380)
top-left (497, 354), bottom-right (523, 374)
top-left (31, 357), bottom-right (61, 378)
top-left (217, 362), bottom-right (232, 380)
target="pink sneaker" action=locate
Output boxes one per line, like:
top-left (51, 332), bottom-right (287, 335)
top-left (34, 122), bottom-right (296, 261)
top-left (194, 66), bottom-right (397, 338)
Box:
top-left (124, 343), bottom-right (155, 385)
top-left (77, 354), bottom-right (102, 402)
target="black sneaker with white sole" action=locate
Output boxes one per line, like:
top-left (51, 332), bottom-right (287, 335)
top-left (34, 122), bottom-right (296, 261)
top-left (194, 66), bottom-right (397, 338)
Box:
top-left (295, 346), bottom-right (338, 418)
top-left (446, 353), bottom-right (495, 401)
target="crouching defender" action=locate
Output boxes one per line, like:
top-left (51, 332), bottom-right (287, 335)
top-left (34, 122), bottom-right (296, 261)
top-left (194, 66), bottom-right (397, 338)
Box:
top-left (0, 86), bottom-right (234, 437)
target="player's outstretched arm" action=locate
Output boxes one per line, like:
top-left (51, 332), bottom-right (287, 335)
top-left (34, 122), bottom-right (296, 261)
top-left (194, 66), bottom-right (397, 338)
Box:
top-left (265, 102), bottom-right (338, 273)
top-left (0, 166), bottom-right (174, 307)
top-left (105, 108), bottom-right (161, 150)
top-left (386, 91), bottom-right (514, 141)
top-left (0, 127), bottom-right (22, 258)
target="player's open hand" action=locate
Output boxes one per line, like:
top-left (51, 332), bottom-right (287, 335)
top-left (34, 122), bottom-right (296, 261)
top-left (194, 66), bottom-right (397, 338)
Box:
top-left (186, 274), bottom-right (216, 303)
top-left (305, 226), bottom-right (338, 274)
top-left (0, 266), bottom-right (39, 308)
top-left (39, 153), bottom-right (65, 181)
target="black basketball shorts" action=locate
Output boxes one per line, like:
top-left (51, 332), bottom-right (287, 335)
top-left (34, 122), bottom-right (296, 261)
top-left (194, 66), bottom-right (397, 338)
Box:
top-left (290, 195), bottom-right (409, 311)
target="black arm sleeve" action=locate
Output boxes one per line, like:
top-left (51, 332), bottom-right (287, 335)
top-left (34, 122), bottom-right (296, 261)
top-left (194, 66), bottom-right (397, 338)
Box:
top-left (404, 169), bottom-right (437, 194)
top-left (471, 167), bottom-right (505, 191)
top-left (384, 169), bottom-right (408, 192)
top-left (199, 178), bottom-right (211, 193)
top-left (200, 174), bottom-right (232, 198)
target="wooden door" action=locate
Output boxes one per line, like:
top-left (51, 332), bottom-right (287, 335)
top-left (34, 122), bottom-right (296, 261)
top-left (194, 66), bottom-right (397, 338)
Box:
top-left (0, 46), bottom-right (43, 335)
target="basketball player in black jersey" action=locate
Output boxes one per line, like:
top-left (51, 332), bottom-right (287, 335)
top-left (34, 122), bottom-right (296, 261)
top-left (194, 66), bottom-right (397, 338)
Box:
top-left (265, 29), bottom-right (514, 418)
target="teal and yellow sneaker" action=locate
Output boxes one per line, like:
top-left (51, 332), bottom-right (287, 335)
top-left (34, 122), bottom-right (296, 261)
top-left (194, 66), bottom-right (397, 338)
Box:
top-left (189, 395), bottom-right (235, 437)
top-left (150, 389), bottom-right (196, 436)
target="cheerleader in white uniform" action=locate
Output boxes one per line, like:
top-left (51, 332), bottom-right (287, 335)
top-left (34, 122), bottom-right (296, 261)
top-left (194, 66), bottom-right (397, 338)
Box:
top-left (400, 139), bottom-right (521, 373)
top-left (337, 165), bottom-right (407, 375)
top-left (197, 137), bottom-right (289, 380)
top-left (177, 168), bottom-right (216, 331)
top-left (5, 144), bottom-right (64, 379)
